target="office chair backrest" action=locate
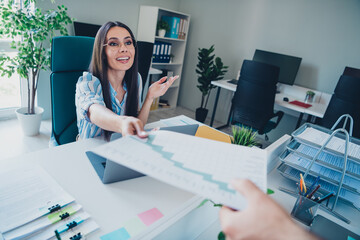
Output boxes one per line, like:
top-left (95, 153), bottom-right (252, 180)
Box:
top-left (232, 60), bottom-right (280, 132)
top-left (50, 36), bottom-right (94, 145)
top-left (137, 41), bottom-right (154, 90)
top-left (318, 74), bottom-right (360, 138)
top-left (343, 66), bottom-right (360, 78)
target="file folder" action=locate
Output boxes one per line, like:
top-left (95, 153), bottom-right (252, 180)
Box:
top-left (86, 124), bottom-right (199, 184)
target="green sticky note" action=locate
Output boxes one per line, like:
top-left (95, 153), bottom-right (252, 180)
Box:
top-left (347, 236), bottom-right (356, 240)
top-left (123, 217), bottom-right (147, 237)
top-left (47, 206), bottom-right (75, 224)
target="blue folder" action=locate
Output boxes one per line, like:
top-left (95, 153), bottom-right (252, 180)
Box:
top-left (86, 124), bottom-right (199, 184)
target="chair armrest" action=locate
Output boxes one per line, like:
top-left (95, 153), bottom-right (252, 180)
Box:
top-left (270, 111), bottom-right (284, 128)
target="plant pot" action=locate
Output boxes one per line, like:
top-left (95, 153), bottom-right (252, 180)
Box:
top-left (195, 107), bottom-right (208, 123)
top-left (16, 107), bottom-right (44, 136)
top-left (157, 29), bottom-right (166, 38)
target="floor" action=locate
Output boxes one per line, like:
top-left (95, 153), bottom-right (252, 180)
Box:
top-left (0, 106), bottom-right (235, 161)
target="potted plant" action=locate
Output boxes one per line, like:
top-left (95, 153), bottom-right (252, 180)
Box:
top-left (304, 90), bottom-right (315, 103)
top-left (0, 0), bottom-right (72, 136)
top-left (231, 126), bottom-right (259, 147)
top-left (156, 19), bottom-right (170, 37)
top-left (195, 45), bottom-right (228, 122)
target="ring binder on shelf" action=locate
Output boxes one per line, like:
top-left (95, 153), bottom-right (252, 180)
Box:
top-left (277, 114), bottom-right (360, 224)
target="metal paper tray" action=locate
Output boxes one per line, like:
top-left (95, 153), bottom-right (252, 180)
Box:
top-left (286, 139), bottom-right (360, 180)
top-left (277, 163), bottom-right (360, 209)
top-left (292, 123), bottom-right (360, 163)
top-left (279, 150), bottom-right (360, 194)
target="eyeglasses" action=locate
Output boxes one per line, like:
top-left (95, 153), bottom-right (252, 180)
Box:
top-left (103, 37), bottom-right (136, 50)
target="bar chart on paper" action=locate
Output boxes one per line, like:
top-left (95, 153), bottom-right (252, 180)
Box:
top-left (90, 130), bottom-right (267, 210)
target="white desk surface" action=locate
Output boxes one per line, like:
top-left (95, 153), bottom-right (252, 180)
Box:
top-left (0, 137), bottom-right (195, 239)
top-left (211, 79), bottom-right (332, 119)
top-left (1, 116), bottom-right (359, 239)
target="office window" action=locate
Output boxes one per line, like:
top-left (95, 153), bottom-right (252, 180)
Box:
top-left (0, 0), bottom-right (33, 118)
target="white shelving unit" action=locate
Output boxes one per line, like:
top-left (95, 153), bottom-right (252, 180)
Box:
top-left (137, 5), bottom-right (190, 111)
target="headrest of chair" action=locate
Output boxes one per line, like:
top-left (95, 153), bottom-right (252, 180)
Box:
top-left (51, 36), bottom-right (94, 72)
top-left (240, 60), bottom-right (280, 84)
top-left (334, 74), bottom-right (360, 103)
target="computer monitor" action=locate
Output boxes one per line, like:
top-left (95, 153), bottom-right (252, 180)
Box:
top-left (74, 21), bottom-right (101, 38)
top-left (252, 49), bottom-right (302, 85)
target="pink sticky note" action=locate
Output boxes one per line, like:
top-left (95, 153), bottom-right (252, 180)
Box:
top-left (137, 208), bottom-right (163, 226)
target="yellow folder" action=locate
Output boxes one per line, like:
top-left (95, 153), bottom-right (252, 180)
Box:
top-left (195, 125), bottom-right (231, 143)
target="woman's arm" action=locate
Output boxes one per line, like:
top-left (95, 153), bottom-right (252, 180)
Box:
top-left (138, 75), bottom-right (179, 125)
top-left (88, 104), bottom-right (147, 137)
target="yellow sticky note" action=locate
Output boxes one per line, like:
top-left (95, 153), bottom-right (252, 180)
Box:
top-left (195, 125), bottom-right (231, 143)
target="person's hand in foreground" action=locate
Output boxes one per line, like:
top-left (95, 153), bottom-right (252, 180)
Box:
top-left (120, 116), bottom-right (148, 138)
top-left (219, 179), bottom-right (319, 240)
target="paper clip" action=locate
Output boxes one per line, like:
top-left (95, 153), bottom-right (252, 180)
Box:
top-left (49, 204), bottom-right (62, 213)
top-left (70, 232), bottom-right (82, 240)
top-left (59, 212), bottom-right (70, 220)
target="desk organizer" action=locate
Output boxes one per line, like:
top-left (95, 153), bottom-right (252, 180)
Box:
top-left (277, 114), bottom-right (360, 223)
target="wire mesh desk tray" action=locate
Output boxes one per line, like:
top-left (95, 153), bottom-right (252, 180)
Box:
top-left (277, 114), bottom-right (360, 224)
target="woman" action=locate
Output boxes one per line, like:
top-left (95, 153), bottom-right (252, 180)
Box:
top-left (75, 21), bottom-right (177, 140)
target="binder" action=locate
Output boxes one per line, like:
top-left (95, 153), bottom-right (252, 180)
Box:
top-left (86, 124), bottom-right (200, 184)
top-left (162, 16), bottom-right (180, 39)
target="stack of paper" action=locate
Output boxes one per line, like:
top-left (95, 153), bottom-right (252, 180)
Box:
top-left (0, 165), bottom-right (98, 240)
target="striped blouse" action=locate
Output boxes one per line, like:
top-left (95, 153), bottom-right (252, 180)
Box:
top-left (75, 71), bottom-right (142, 140)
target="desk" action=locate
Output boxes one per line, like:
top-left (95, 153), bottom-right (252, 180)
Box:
top-left (210, 80), bottom-right (332, 129)
top-left (1, 116), bottom-right (358, 239)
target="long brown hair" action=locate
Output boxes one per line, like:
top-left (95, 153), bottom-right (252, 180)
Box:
top-left (89, 21), bottom-right (139, 140)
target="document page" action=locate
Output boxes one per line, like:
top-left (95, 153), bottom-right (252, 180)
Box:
top-left (0, 165), bottom-right (74, 233)
top-left (91, 130), bottom-right (267, 210)
top-left (296, 127), bottom-right (360, 159)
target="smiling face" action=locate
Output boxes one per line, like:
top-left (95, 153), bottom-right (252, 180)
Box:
top-left (104, 26), bottom-right (135, 73)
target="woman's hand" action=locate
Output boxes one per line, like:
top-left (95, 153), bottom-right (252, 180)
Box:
top-left (120, 116), bottom-right (148, 138)
top-left (146, 75), bottom-right (179, 101)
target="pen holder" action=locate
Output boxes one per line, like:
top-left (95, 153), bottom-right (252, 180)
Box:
top-left (291, 195), bottom-right (319, 225)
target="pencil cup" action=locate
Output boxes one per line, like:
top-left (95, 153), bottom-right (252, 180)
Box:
top-left (291, 195), bottom-right (319, 225)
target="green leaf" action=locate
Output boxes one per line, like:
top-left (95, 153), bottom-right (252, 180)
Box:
top-left (218, 231), bottom-right (226, 240)
top-left (267, 188), bottom-right (275, 195)
top-left (196, 199), bottom-right (209, 208)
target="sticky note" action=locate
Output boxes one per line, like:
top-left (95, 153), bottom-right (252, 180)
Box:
top-left (137, 208), bottom-right (163, 226)
top-left (123, 217), bottom-right (147, 236)
top-left (195, 125), bottom-right (231, 143)
top-left (100, 227), bottom-right (130, 240)
top-left (347, 236), bottom-right (356, 240)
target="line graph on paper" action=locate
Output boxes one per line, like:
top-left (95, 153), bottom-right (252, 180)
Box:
top-left (91, 130), bottom-right (267, 210)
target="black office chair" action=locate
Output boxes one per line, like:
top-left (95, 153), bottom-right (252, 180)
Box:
top-left (343, 66), bottom-right (360, 78)
top-left (50, 36), bottom-right (94, 145)
top-left (137, 41), bottom-right (154, 99)
top-left (316, 74), bottom-right (360, 139)
top-left (231, 60), bottom-right (284, 140)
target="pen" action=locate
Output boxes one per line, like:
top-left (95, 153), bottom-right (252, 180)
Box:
top-left (317, 192), bottom-right (334, 203)
top-left (307, 176), bottom-right (320, 194)
top-left (300, 173), bottom-right (307, 194)
top-left (307, 184), bottom-right (320, 199)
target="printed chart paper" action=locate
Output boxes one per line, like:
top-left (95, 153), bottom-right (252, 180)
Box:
top-left (90, 130), bottom-right (267, 210)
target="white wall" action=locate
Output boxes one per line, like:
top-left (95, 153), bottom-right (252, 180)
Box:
top-left (37, 0), bottom-right (360, 139)
top-left (177, 0), bottom-right (360, 127)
